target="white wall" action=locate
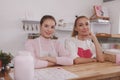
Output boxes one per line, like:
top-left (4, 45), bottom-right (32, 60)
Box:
top-left (0, 0), bottom-right (102, 55)
top-left (102, 0), bottom-right (120, 34)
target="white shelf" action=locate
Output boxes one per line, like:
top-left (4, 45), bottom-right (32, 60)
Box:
top-left (56, 27), bottom-right (73, 31)
top-left (22, 20), bottom-right (39, 24)
top-left (56, 22), bottom-right (73, 31)
top-left (90, 19), bottom-right (110, 24)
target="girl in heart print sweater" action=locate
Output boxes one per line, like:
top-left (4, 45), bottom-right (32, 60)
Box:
top-left (65, 16), bottom-right (104, 64)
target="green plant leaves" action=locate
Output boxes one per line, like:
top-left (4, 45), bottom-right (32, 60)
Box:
top-left (0, 50), bottom-right (13, 66)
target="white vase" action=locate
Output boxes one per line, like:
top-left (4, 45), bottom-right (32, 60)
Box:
top-left (14, 51), bottom-right (34, 80)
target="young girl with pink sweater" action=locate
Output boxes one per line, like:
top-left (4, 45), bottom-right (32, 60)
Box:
top-left (25, 15), bottom-right (73, 68)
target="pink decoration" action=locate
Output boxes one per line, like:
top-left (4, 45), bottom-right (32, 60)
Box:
top-left (116, 54), bottom-right (120, 64)
top-left (77, 48), bottom-right (92, 58)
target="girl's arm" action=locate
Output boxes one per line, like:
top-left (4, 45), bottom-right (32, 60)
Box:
top-left (45, 40), bottom-right (73, 65)
top-left (25, 39), bottom-right (55, 68)
top-left (47, 62), bottom-right (56, 67)
top-left (90, 32), bottom-right (104, 62)
top-left (74, 57), bottom-right (96, 64)
top-left (40, 56), bottom-right (73, 66)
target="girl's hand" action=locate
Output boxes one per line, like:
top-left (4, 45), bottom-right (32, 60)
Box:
top-left (88, 32), bottom-right (96, 40)
top-left (39, 56), bottom-right (56, 63)
top-left (74, 57), bottom-right (97, 64)
top-left (39, 56), bottom-right (49, 61)
top-left (91, 58), bottom-right (97, 62)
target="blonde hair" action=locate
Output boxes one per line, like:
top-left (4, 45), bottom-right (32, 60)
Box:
top-left (72, 16), bottom-right (89, 37)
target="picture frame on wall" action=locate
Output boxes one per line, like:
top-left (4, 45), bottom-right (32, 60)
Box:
top-left (94, 5), bottom-right (109, 18)
top-left (90, 5), bottom-right (110, 20)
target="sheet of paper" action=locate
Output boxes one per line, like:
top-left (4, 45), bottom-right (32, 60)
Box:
top-left (9, 67), bottom-right (78, 80)
top-left (34, 67), bottom-right (78, 80)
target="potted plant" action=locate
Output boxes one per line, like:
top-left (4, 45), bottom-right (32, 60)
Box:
top-left (0, 50), bottom-right (13, 74)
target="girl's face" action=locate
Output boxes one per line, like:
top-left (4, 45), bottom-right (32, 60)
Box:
top-left (40, 19), bottom-right (55, 39)
top-left (75, 18), bottom-right (90, 36)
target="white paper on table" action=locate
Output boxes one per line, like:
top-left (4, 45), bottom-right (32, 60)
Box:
top-left (9, 67), bottom-right (78, 80)
top-left (34, 67), bottom-right (78, 80)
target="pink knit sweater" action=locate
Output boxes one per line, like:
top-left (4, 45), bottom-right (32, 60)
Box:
top-left (25, 36), bottom-right (73, 68)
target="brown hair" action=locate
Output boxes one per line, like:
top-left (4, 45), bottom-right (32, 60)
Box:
top-left (40, 15), bottom-right (56, 26)
top-left (72, 16), bottom-right (89, 37)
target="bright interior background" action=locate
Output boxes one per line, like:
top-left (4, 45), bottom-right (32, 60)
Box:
top-left (0, 0), bottom-right (120, 55)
